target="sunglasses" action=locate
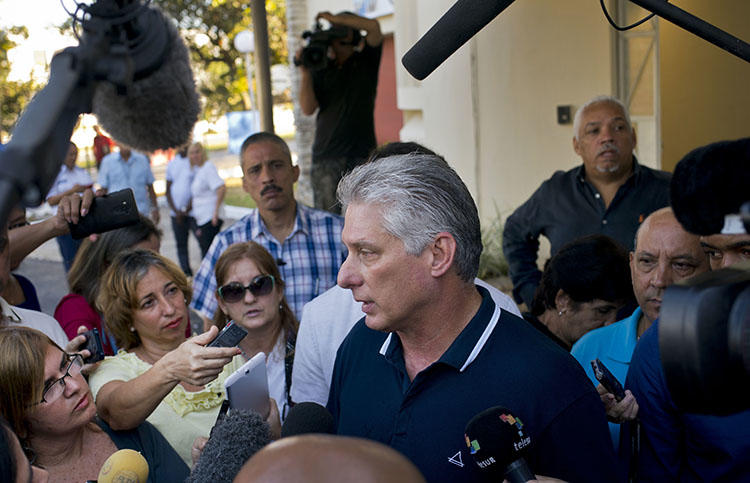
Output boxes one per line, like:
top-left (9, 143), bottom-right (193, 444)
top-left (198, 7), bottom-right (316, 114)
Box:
top-left (218, 275), bottom-right (275, 303)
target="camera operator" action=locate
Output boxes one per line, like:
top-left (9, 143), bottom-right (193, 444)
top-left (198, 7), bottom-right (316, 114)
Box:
top-left (295, 11), bottom-right (383, 214)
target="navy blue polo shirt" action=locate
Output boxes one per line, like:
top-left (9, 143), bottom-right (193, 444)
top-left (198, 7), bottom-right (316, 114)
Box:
top-left (328, 286), bottom-right (620, 482)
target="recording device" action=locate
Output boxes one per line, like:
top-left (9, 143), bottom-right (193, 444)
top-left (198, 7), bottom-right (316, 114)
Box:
top-left (281, 402), bottom-right (335, 438)
top-left (224, 352), bottom-right (270, 417)
top-left (188, 409), bottom-right (271, 483)
top-left (0, 0), bottom-right (199, 229)
top-left (207, 322), bottom-right (248, 348)
top-left (591, 358), bottom-right (626, 402)
top-left (80, 328), bottom-right (105, 364)
top-left (295, 22), bottom-right (361, 71)
top-left (95, 449), bottom-right (149, 483)
top-left (464, 406), bottom-right (535, 483)
top-left (68, 189), bottom-right (140, 240)
top-left (660, 138), bottom-right (750, 416)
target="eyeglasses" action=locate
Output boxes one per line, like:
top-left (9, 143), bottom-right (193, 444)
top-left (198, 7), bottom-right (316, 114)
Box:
top-left (218, 275), bottom-right (275, 303)
top-left (36, 353), bottom-right (83, 405)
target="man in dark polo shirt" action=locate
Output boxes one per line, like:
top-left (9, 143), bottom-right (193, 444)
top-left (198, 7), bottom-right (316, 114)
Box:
top-left (297, 11), bottom-right (382, 214)
top-left (328, 153), bottom-right (619, 482)
top-left (503, 95), bottom-right (671, 309)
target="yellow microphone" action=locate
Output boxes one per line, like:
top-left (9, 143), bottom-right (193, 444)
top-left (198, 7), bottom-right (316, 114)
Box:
top-left (97, 449), bottom-right (149, 483)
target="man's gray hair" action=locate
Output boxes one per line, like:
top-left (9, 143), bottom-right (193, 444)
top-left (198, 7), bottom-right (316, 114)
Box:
top-left (337, 154), bottom-right (482, 282)
top-left (573, 95), bottom-right (633, 140)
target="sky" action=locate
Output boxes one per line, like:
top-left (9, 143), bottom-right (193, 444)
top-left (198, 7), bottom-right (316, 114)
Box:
top-left (1, 0), bottom-right (76, 80)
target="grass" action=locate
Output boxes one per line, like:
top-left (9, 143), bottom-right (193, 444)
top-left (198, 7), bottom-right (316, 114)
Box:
top-left (224, 178), bottom-right (256, 209)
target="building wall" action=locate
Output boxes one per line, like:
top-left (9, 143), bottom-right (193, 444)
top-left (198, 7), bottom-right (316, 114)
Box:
top-left (658, 0), bottom-right (750, 171)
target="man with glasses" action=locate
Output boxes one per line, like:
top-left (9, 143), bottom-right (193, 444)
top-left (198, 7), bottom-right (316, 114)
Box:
top-left (296, 11), bottom-right (383, 214)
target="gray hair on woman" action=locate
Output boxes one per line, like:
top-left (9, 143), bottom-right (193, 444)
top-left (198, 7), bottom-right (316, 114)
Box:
top-left (336, 153), bottom-right (482, 282)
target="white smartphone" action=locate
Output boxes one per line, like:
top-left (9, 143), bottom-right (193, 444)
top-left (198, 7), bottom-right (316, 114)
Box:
top-left (223, 352), bottom-right (270, 416)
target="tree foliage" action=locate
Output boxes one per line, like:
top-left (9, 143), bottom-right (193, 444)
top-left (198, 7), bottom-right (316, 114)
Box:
top-left (155, 0), bottom-right (288, 121)
top-left (0, 26), bottom-right (38, 140)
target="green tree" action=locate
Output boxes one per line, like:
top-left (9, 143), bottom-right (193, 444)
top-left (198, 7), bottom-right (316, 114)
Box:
top-left (156, 0), bottom-right (288, 121)
top-left (0, 26), bottom-right (38, 141)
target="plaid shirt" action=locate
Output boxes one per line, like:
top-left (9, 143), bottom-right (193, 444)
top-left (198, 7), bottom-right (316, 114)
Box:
top-left (191, 203), bottom-right (346, 321)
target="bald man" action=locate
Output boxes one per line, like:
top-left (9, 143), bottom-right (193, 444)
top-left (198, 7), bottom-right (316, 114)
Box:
top-left (571, 207), bottom-right (709, 449)
top-left (234, 435), bottom-right (425, 483)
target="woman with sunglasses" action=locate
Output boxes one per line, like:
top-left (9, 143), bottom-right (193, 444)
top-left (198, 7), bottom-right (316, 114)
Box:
top-left (0, 326), bottom-right (188, 482)
top-left (88, 249), bottom-right (243, 466)
top-left (214, 242), bottom-right (298, 419)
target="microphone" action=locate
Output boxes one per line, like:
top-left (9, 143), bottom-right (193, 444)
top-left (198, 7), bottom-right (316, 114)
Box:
top-left (188, 409), bottom-right (272, 482)
top-left (670, 138), bottom-right (750, 236)
top-left (97, 449), bottom-right (149, 483)
top-left (280, 402), bottom-right (335, 437)
top-left (276, 258), bottom-right (287, 266)
top-left (87, 0), bottom-right (201, 152)
top-left (402, 0), bottom-right (517, 80)
top-left (464, 406), bottom-right (535, 483)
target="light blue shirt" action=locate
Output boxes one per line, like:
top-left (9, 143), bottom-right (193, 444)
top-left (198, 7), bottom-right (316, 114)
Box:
top-left (97, 151), bottom-right (155, 213)
top-left (571, 307), bottom-right (641, 451)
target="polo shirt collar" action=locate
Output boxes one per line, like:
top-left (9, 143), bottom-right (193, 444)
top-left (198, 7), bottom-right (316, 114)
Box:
top-left (0, 296), bottom-right (20, 322)
top-left (378, 285), bottom-right (501, 373)
top-left (607, 306), bottom-right (642, 363)
top-left (250, 203), bottom-right (309, 241)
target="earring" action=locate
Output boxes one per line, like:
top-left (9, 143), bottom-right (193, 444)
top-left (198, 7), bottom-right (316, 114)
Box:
top-left (129, 326), bottom-right (136, 332)
top-left (558, 310), bottom-right (566, 316)
top-left (279, 303), bottom-right (283, 312)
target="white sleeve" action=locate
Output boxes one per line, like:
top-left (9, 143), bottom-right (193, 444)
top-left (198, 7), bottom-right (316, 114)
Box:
top-left (205, 163), bottom-right (225, 191)
top-left (290, 304), bottom-right (330, 406)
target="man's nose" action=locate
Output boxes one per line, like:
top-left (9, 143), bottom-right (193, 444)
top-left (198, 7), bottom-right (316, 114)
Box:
top-left (650, 260), bottom-right (670, 288)
top-left (337, 254), bottom-right (361, 289)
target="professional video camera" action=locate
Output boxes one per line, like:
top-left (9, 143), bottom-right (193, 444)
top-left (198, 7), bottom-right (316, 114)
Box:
top-left (659, 138), bottom-right (750, 416)
top-left (296, 22), bottom-right (361, 71)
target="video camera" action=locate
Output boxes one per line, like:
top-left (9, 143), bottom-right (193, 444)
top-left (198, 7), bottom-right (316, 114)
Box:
top-left (659, 138), bottom-right (750, 416)
top-left (296, 22), bottom-right (361, 71)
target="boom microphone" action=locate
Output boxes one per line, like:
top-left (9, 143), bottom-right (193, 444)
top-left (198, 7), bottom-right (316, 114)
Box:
top-left (87, 0), bottom-right (201, 151)
top-left (188, 409), bottom-right (271, 482)
top-left (280, 402), bottom-right (335, 437)
top-left (401, 0), bottom-right (517, 80)
top-left (464, 406), bottom-right (535, 483)
top-left (97, 449), bottom-right (149, 483)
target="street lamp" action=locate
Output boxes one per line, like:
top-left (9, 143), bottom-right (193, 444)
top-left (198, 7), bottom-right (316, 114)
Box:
top-left (233, 30), bottom-right (256, 111)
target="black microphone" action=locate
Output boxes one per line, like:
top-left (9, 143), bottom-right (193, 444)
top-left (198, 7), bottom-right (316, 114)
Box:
top-left (401, 0), bottom-right (517, 80)
top-left (280, 402), bottom-right (335, 437)
top-left (464, 406), bottom-right (535, 483)
top-left (87, 0), bottom-right (200, 151)
top-left (276, 258), bottom-right (287, 266)
top-left (188, 409), bottom-right (271, 482)
top-left (670, 138), bottom-right (750, 236)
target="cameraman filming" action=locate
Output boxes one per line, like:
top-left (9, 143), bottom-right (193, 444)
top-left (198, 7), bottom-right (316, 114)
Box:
top-left (296, 11), bottom-right (383, 214)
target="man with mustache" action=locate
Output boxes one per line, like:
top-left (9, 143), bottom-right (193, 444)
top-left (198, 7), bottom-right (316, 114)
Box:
top-left (571, 207), bottom-right (709, 450)
top-left (191, 132), bottom-right (347, 324)
top-left (503, 96), bottom-right (671, 309)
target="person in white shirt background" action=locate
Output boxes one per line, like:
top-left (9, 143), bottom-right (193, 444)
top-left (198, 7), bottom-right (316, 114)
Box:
top-left (189, 142), bottom-right (226, 256)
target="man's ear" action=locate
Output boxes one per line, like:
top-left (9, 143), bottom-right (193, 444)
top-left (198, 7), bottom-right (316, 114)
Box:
top-left (292, 164), bottom-right (300, 183)
top-left (429, 232), bottom-right (456, 278)
top-left (573, 136), bottom-right (582, 156)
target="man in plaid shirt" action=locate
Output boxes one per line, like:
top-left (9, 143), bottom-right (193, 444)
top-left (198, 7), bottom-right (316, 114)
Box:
top-left (191, 132), bottom-right (346, 325)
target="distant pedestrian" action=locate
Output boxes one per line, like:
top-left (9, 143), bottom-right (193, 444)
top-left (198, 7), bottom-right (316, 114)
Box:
top-left (166, 144), bottom-right (197, 276)
top-left (188, 142), bottom-right (226, 256)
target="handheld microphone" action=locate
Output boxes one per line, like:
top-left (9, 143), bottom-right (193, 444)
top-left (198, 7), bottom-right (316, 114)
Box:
top-left (87, 0), bottom-right (201, 152)
top-left (464, 406), bottom-right (535, 483)
top-left (401, 0), bottom-right (517, 80)
top-left (188, 409), bottom-right (271, 482)
top-left (280, 402), bottom-right (335, 437)
top-left (97, 449), bottom-right (149, 483)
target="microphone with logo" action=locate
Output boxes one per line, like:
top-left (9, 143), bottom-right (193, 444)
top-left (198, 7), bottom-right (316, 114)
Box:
top-left (464, 406), bottom-right (535, 483)
top-left (85, 448), bottom-right (149, 483)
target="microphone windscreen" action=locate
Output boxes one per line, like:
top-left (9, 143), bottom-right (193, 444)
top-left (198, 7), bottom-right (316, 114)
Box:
top-left (464, 406), bottom-right (531, 477)
top-left (188, 409), bottom-right (271, 483)
top-left (92, 5), bottom-right (200, 152)
top-left (671, 138), bottom-right (750, 235)
top-left (402, 0), bottom-right (517, 80)
top-left (98, 449), bottom-right (149, 483)
top-left (281, 402), bottom-right (335, 437)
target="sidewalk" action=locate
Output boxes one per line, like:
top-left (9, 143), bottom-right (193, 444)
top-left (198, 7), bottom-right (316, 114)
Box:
top-left (17, 199), bottom-right (252, 315)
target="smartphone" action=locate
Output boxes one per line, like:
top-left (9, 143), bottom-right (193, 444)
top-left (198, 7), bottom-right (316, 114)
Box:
top-left (81, 328), bottom-right (105, 364)
top-left (69, 189), bottom-right (140, 239)
top-left (591, 358), bottom-right (626, 402)
top-left (207, 322), bottom-right (248, 348)
top-left (223, 352), bottom-right (270, 416)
